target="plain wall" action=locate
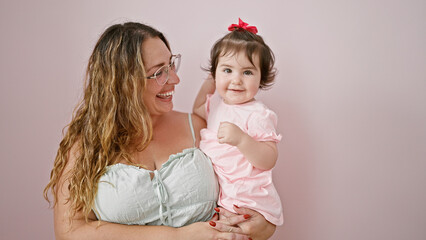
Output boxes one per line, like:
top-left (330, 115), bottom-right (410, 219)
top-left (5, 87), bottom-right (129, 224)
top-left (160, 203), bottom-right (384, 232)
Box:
top-left (1, 0), bottom-right (425, 239)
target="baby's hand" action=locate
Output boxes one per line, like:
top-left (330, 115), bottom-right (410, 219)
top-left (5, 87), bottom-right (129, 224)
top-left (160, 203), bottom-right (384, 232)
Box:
top-left (217, 122), bottom-right (244, 146)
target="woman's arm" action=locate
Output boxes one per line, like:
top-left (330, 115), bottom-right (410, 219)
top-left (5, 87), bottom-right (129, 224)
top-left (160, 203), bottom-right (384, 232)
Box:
top-left (193, 75), bottom-right (215, 120)
top-left (54, 145), bottom-right (250, 240)
top-left (54, 147), bottom-right (178, 240)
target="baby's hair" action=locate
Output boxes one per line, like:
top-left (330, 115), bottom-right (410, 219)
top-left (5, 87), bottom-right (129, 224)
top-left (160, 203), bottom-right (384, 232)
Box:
top-left (207, 29), bottom-right (276, 89)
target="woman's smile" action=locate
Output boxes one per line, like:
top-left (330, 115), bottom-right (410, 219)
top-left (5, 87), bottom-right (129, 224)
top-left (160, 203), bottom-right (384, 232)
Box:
top-left (156, 90), bottom-right (174, 99)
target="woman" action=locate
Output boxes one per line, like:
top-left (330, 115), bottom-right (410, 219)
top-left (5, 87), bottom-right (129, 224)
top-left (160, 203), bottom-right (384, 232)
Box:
top-left (44, 22), bottom-right (276, 240)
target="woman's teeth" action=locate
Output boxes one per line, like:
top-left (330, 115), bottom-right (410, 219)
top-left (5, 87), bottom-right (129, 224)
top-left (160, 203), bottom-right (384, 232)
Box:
top-left (156, 91), bottom-right (174, 98)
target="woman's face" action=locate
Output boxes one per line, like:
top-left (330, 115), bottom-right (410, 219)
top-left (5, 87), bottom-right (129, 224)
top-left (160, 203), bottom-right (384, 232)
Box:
top-left (142, 37), bottom-right (180, 116)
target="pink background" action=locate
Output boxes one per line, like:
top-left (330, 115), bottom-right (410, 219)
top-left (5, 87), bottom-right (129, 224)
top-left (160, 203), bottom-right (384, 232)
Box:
top-left (1, 0), bottom-right (426, 239)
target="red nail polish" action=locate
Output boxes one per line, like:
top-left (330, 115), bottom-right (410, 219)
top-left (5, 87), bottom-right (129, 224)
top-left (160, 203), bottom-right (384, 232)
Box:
top-left (249, 238), bottom-right (253, 240)
top-left (214, 207), bottom-right (220, 212)
top-left (209, 221), bottom-right (216, 227)
top-left (244, 214), bottom-right (250, 219)
top-left (233, 204), bottom-right (240, 209)
top-left (212, 213), bottom-right (217, 218)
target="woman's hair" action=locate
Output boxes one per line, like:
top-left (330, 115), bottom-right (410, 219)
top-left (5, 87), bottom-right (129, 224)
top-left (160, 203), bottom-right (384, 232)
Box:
top-left (43, 22), bottom-right (170, 222)
top-left (207, 29), bottom-right (276, 89)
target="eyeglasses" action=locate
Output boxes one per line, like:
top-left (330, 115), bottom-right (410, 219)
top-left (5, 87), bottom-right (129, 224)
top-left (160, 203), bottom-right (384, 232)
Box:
top-left (146, 54), bottom-right (181, 85)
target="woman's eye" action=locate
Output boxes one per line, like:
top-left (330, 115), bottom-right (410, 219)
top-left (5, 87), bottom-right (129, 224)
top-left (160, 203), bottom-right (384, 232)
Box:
top-left (154, 70), bottom-right (163, 77)
top-left (224, 68), bottom-right (232, 73)
top-left (243, 70), bottom-right (253, 75)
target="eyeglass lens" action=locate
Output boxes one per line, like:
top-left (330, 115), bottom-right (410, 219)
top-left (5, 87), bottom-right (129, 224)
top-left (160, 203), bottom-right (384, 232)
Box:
top-left (155, 55), bottom-right (181, 85)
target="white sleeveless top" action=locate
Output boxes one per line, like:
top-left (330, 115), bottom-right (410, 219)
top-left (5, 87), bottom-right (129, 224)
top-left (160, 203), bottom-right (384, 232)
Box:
top-left (93, 114), bottom-right (219, 227)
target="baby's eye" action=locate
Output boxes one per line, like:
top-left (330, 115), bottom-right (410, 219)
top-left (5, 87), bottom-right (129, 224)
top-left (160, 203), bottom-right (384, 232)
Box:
top-left (243, 70), bottom-right (253, 75)
top-left (224, 68), bottom-right (232, 73)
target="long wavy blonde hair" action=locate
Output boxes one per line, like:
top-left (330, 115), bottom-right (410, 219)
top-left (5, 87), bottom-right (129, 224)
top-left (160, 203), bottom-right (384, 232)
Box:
top-left (43, 22), bottom-right (170, 221)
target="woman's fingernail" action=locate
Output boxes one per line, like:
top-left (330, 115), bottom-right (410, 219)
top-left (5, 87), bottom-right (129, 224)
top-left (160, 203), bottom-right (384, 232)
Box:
top-left (209, 221), bottom-right (216, 227)
top-left (212, 213), bottom-right (217, 218)
top-left (214, 207), bottom-right (220, 212)
top-left (249, 238), bottom-right (253, 240)
top-left (233, 204), bottom-right (240, 209)
top-left (244, 214), bottom-right (251, 219)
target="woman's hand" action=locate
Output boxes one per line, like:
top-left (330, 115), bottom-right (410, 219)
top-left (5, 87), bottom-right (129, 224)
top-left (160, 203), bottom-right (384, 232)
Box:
top-left (179, 221), bottom-right (251, 240)
top-left (210, 206), bottom-right (276, 240)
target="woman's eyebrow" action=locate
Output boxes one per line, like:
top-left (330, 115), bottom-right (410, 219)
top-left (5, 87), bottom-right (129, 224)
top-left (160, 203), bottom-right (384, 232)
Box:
top-left (146, 62), bottom-right (165, 73)
top-left (146, 55), bottom-right (172, 73)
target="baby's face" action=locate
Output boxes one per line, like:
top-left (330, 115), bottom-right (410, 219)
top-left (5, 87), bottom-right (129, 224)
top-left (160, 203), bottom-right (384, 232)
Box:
top-left (215, 51), bottom-right (261, 105)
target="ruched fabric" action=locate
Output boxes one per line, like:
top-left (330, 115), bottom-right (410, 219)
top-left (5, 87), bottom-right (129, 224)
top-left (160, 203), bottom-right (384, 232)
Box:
top-left (93, 114), bottom-right (219, 227)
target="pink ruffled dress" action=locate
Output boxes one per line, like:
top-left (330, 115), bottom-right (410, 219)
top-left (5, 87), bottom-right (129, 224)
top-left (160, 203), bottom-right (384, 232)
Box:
top-left (200, 93), bottom-right (284, 225)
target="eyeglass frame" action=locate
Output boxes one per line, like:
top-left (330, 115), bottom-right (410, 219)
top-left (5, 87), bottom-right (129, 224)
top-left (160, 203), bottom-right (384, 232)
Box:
top-left (146, 54), bottom-right (181, 85)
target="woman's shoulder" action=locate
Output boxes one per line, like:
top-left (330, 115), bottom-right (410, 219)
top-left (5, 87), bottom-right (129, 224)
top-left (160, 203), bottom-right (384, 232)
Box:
top-left (189, 112), bottom-right (207, 131)
top-left (167, 111), bottom-right (205, 125)
top-left (166, 110), bottom-right (206, 133)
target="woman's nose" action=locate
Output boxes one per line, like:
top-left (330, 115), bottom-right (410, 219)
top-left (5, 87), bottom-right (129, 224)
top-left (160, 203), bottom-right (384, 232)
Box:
top-left (167, 69), bottom-right (180, 85)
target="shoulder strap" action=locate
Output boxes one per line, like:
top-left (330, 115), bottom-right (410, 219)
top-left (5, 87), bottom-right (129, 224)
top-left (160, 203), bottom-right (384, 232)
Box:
top-left (188, 113), bottom-right (196, 147)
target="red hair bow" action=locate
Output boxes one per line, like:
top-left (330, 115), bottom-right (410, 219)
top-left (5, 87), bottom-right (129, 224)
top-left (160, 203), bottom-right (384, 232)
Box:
top-left (228, 18), bottom-right (258, 34)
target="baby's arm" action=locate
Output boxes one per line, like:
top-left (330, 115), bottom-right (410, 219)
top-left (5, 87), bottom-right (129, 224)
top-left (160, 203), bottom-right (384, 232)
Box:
top-left (193, 75), bottom-right (215, 120)
top-left (218, 122), bottom-right (278, 170)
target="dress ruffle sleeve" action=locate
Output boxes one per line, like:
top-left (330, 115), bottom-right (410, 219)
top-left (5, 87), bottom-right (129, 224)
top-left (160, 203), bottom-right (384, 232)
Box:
top-left (247, 108), bottom-right (282, 142)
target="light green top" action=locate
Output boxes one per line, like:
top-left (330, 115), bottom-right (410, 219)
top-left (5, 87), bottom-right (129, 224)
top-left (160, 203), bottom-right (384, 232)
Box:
top-left (93, 114), bottom-right (219, 227)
